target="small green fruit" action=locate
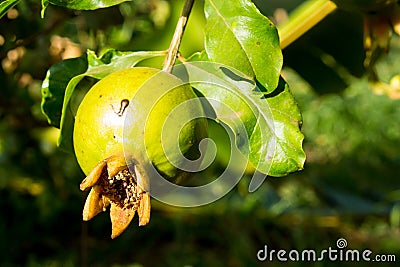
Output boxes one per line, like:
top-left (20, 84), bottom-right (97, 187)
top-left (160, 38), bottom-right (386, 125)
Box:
top-left (73, 67), bottom-right (207, 238)
top-left (73, 67), bottom-right (207, 178)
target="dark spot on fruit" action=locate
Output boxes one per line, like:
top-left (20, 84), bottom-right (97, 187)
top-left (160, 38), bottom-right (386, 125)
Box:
top-left (113, 99), bottom-right (130, 116)
top-left (99, 94), bottom-right (103, 98)
top-left (256, 41), bottom-right (261, 46)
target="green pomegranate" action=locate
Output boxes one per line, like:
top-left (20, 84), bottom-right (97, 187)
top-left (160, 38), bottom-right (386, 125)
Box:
top-left (74, 67), bottom-right (207, 238)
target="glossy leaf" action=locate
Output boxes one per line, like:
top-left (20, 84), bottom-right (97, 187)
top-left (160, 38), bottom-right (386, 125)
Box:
top-left (46, 0), bottom-right (131, 10)
top-left (187, 50), bottom-right (209, 62)
top-left (41, 54), bottom-right (88, 128)
top-left (0, 0), bottom-right (20, 19)
top-left (41, 49), bottom-right (166, 152)
top-left (180, 62), bottom-right (305, 177)
top-left (204, 0), bottom-right (282, 92)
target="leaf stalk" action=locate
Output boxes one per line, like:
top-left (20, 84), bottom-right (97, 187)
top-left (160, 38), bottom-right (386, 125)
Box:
top-left (162, 0), bottom-right (195, 73)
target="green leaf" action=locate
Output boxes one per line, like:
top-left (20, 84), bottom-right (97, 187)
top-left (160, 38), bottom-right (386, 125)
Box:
top-left (256, 78), bottom-right (305, 176)
top-left (180, 62), bottom-right (305, 177)
top-left (204, 0), bottom-right (282, 91)
top-left (46, 0), bottom-right (131, 10)
top-left (0, 0), bottom-right (21, 19)
top-left (41, 49), bottom-right (166, 153)
top-left (41, 54), bottom-right (88, 128)
top-left (187, 50), bottom-right (209, 62)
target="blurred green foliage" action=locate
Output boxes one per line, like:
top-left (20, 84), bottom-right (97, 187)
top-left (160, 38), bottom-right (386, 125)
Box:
top-left (1, 0), bottom-right (399, 266)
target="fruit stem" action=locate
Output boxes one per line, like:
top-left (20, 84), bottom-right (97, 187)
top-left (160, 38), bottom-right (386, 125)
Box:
top-left (162, 0), bottom-right (195, 73)
top-left (278, 0), bottom-right (337, 49)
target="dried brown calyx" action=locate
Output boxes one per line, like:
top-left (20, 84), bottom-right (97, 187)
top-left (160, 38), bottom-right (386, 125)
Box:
top-left (79, 154), bottom-right (151, 239)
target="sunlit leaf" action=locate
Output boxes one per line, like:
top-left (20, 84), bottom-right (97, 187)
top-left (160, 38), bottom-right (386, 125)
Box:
top-left (187, 50), bottom-right (209, 62)
top-left (41, 55), bottom-right (88, 128)
top-left (0, 0), bottom-right (21, 19)
top-left (181, 62), bottom-right (305, 177)
top-left (204, 0), bottom-right (282, 92)
top-left (46, 0), bottom-right (131, 10)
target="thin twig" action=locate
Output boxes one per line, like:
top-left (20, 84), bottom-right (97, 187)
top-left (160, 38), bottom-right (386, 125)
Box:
top-left (162, 0), bottom-right (195, 73)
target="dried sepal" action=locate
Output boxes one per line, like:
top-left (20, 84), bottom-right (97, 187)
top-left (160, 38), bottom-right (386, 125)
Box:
top-left (79, 155), bottom-right (152, 238)
top-left (110, 203), bottom-right (136, 239)
top-left (106, 154), bottom-right (128, 178)
top-left (80, 160), bottom-right (107, 191)
top-left (82, 186), bottom-right (104, 221)
top-left (134, 164), bottom-right (151, 226)
top-left (138, 192), bottom-right (151, 226)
